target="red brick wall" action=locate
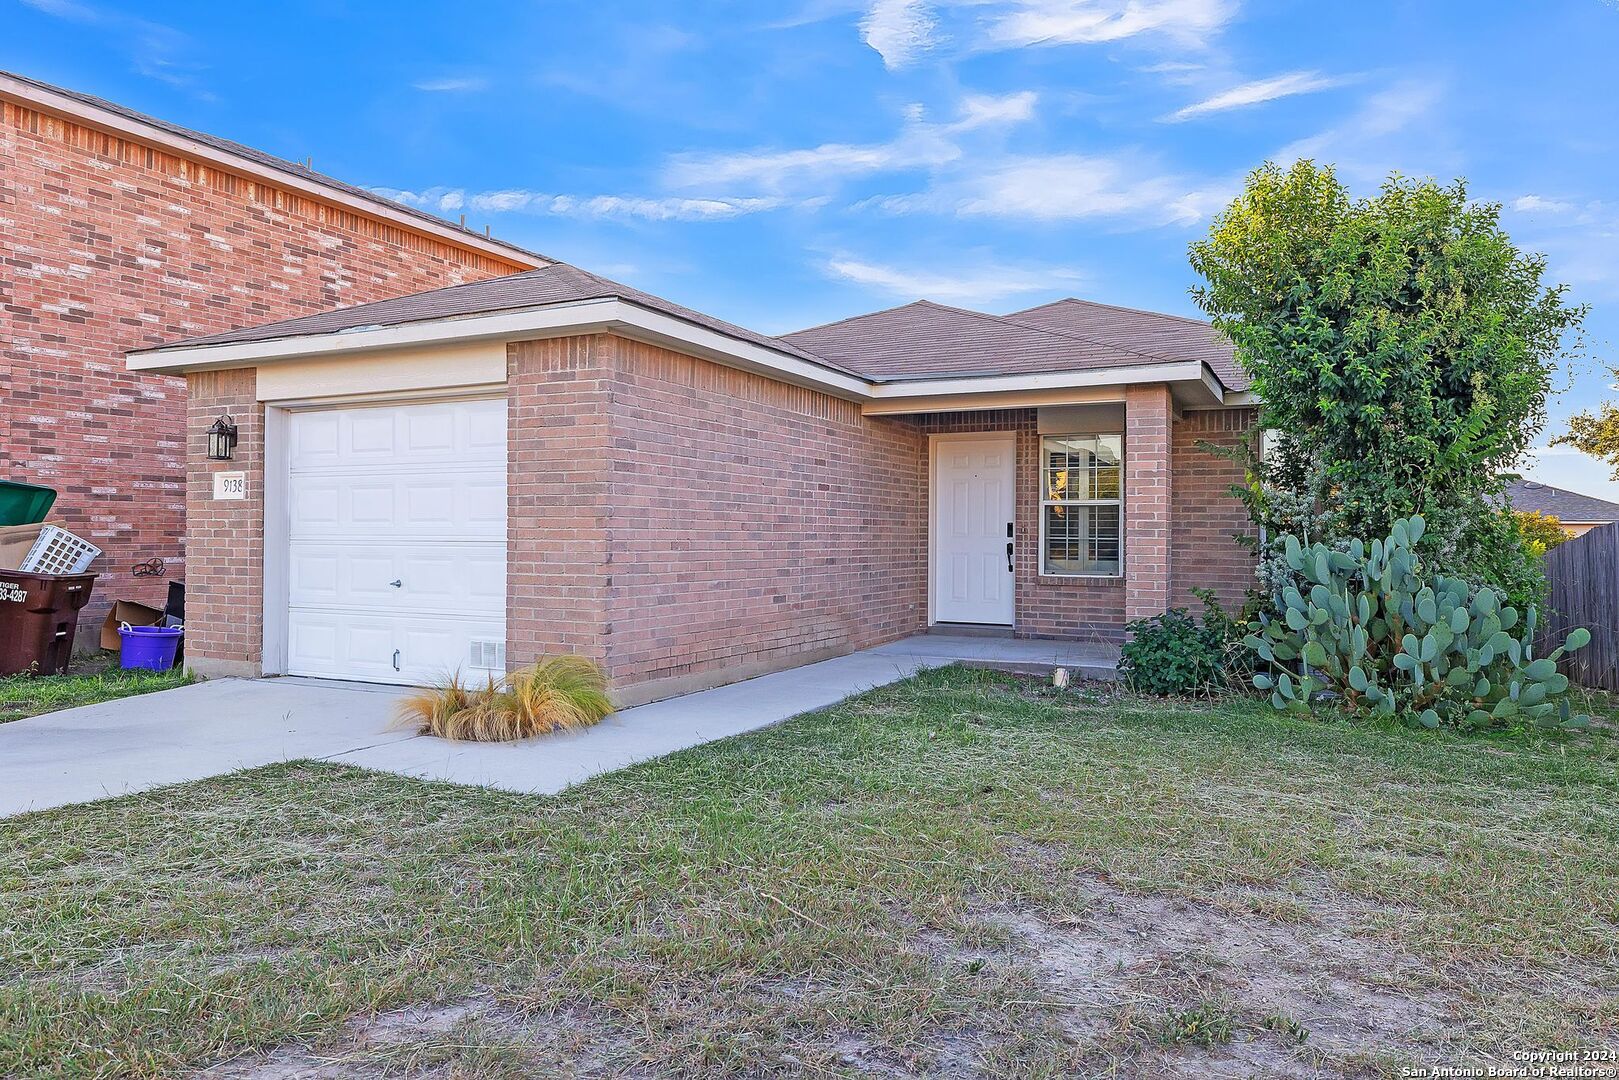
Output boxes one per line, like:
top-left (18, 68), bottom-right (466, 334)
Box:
top-left (506, 336), bottom-right (616, 667)
top-left (1171, 407), bottom-right (1259, 613)
top-left (1, 98), bottom-right (526, 632)
top-left (183, 368), bottom-right (262, 673)
top-left (603, 337), bottom-right (925, 693)
top-left (506, 334), bottom-right (926, 696)
top-left (1123, 385), bottom-right (1173, 622)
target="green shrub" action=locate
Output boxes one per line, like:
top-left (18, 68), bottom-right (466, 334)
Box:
top-left (1246, 515), bottom-right (1590, 730)
top-left (1121, 608), bottom-right (1227, 695)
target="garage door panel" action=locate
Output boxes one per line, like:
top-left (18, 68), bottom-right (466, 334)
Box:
top-left (464, 478), bottom-right (506, 527)
top-left (290, 472), bottom-right (505, 540)
top-left (397, 549), bottom-right (505, 615)
top-left (349, 482), bottom-right (397, 526)
top-left (398, 618), bottom-right (506, 685)
top-left (291, 400), bottom-right (506, 473)
top-left (288, 612), bottom-right (399, 682)
top-left (285, 399), bottom-right (506, 685)
top-left (289, 550), bottom-right (342, 605)
top-left (403, 481), bottom-right (460, 527)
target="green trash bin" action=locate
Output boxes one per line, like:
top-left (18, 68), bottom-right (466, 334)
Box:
top-left (0, 481), bottom-right (57, 527)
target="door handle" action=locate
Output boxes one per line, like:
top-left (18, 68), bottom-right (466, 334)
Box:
top-left (389, 579), bottom-right (402, 588)
top-left (392, 649), bottom-right (401, 672)
top-left (1006, 541), bottom-right (1014, 573)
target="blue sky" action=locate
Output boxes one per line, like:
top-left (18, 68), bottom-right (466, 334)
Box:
top-left (11, 0), bottom-right (1619, 496)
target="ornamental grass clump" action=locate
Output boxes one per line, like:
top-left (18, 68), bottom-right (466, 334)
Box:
top-left (395, 656), bottom-right (614, 741)
top-left (1246, 515), bottom-right (1591, 731)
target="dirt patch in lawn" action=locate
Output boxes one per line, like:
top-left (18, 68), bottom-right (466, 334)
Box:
top-left (976, 872), bottom-right (1477, 1077)
top-left (202, 996), bottom-right (645, 1079)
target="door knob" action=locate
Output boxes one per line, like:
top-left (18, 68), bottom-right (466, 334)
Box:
top-left (1006, 541), bottom-right (1014, 573)
top-left (389, 579), bottom-right (402, 588)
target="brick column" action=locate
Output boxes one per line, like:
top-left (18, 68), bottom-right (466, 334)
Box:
top-left (1124, 384), bottom-right (1173, 621)
top-left (506, 335), bottom-right (617, 670)
top-left (184, 368), bottom-right (264, 677)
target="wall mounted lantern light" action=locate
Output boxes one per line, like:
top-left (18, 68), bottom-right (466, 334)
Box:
top-left (206, 414), bottom-right (239, 461)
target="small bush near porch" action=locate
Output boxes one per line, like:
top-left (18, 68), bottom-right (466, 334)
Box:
top-left (2, 667), bottom-right (1615, 1077)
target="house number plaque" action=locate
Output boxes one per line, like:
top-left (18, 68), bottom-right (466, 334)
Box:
top-left (213, 471), bottom-right (247, 501)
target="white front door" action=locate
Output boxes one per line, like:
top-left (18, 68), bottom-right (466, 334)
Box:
top-left (284, 398), bottom-right (506, 685)
top-left (933, 435), bottom-right (1016, 625)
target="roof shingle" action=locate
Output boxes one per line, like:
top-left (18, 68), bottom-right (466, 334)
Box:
top-left (1008, 298), bottom-right (1247, 392)
top-left (1505, 480), bottom-right (1619, 524)
top-left (134, 262), bottom-right (855, 374)
top-left (780, 298), bottom-right (1243, 387)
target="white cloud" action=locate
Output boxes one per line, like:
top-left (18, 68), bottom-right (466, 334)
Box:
top-left (849, 0), bottom-right (1236, 70)
top-left (984, 0), bottom-right (1237, 50)
top-left (1512, 195), bottom-right (1576, 214)
top-left (1165, 70), bottom-right (1343, 122)
top-left (664, 92), bottom-right (1037, 191)
top-left (373, 186), bottom-right (798, 222)
top-left (950, 90), bottom-right (1039, 131)
top-left (825, 256), bottom-right (1085, 304)
top-left (934, 153), bottom-right (1232, 226)
top-left (21, 0), bottom-right (208, 94)
top-left (1275, 78), bottom-right (1446, 177)
top-left (413, 77), bottom-right (489, 92)
top-left (861, 0), bottom-right (940, 68)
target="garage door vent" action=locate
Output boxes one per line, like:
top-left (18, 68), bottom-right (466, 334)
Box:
top-left (470, 639), bottom-right (506, 671)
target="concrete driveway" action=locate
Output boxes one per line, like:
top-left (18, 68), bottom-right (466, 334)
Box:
top-left (0, 633), bottom-right (1117, 818)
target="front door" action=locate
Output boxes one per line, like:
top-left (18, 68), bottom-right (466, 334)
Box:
top-left (932, 435), bottom-right (1016, 625)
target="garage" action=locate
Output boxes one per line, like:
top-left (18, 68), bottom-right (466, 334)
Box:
top-left (281, 397), bottom-right (507, 685)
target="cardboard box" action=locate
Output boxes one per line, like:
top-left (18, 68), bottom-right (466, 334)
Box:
top-left (0, 521), bottom-right (52, 571)
top-left (101, 600), bottom-right (167, 652)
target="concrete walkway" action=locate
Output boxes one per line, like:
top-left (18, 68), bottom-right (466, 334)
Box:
top-left (0, 633), bottom-right (1118, 817)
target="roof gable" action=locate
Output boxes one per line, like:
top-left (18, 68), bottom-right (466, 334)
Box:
top-left (1008, 298), bottom-right (1247, 392)
top-left (780, 298), bottom-right (1238, 387)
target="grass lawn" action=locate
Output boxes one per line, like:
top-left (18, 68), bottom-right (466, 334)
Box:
top-left (0, 657), bottom-right (194, 724)
top-left (2, 667), bottom-right (1616, 1078)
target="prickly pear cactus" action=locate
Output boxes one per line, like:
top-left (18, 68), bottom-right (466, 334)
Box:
top-left (1245, 515), bottom-right (1591, 730)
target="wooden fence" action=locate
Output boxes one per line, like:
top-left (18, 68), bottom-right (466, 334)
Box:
top-left (1538, 521), bottom-right (1619, 690)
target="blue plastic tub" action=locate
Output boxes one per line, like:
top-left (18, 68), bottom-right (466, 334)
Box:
top-left (118, 624), bottom-right (183, 671)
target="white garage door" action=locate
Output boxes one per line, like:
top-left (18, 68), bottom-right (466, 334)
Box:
top-left (285, 398), bottom-right (506, 685)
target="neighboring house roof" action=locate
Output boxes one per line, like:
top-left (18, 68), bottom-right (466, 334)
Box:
top-left (1008, 298), bottom-right (1247, 393)
top-left (1505, 480), bottom-right (1619, 524)
top-left (0, 69), bottom-right (546, 270)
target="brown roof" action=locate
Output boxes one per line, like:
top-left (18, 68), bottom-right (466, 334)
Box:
top-left (133, 232), bottom-right (1243, 392)
top-left (1, 69), bottom-right (548, 268)
top-left (1008, 298), bottom-right (1247, 392)
top-left (134, 262), bottom-right (858, 375)
top-left (1505, 480), bottom-right (1619, 524)
top-left (780, 299), bottom-right (1240, 386)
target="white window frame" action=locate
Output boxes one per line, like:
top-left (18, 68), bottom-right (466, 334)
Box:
top-left (1039, 433), bottom-right (1124, 578)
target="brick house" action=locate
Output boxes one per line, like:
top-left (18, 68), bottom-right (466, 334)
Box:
top-left (129, 263), bottom-right (1260, 705)
top-left (1, 70), bottom-right (541, 627)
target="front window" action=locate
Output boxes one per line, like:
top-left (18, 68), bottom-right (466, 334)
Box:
top-left (1041, 434), bottom-right (1122, 576)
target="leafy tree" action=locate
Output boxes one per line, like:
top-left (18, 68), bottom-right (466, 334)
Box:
top-left (1189, 161), bottom-right (1585, 606)
top-left (1512, 510), bottom-right (1570, 557)
top-left (1555, 386), bottom-right (1619, 475)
